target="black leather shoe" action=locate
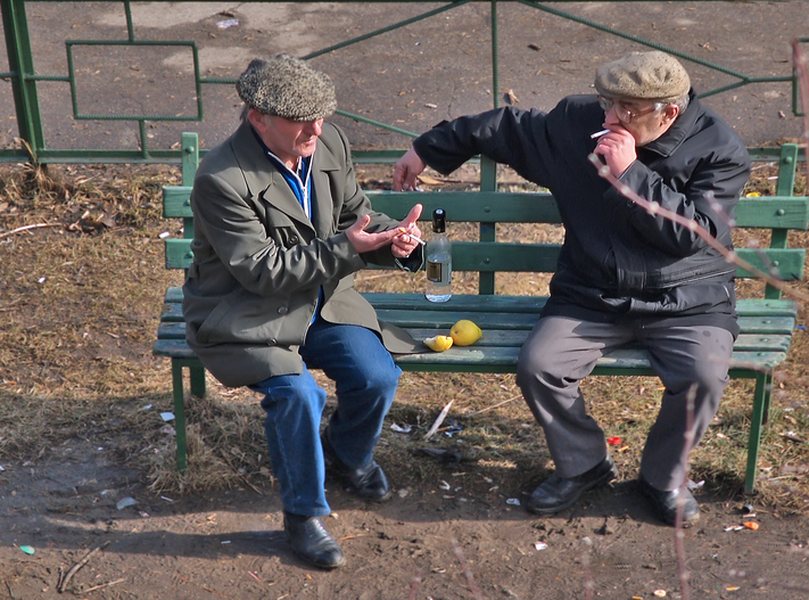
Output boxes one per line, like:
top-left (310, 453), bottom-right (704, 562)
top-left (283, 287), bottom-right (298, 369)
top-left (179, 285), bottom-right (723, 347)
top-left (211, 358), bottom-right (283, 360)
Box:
top-left (283, 512), bottom-right (345, 569)
top-left (638, 479), bottom-right (700, 526)
top-left (322, 434), bottom-right (392, 502)
top-left (525, 456), bottom-right (618, 515)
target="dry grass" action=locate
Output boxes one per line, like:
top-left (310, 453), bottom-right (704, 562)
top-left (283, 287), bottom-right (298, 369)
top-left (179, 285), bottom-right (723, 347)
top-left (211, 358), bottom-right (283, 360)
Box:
top-left (0, 161), bottom-right (807, 515)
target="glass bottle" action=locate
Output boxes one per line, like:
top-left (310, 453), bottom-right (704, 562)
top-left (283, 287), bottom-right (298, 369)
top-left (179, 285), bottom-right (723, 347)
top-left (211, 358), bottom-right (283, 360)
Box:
top-left (425, 208), bottom-right (452, 302)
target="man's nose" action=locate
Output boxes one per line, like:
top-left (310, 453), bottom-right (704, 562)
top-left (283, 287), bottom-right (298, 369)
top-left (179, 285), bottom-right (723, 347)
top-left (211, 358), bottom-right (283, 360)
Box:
top-left (305, 119), bottom-right (323, 136)
top-left (603, 106), bottom-right (621, 126)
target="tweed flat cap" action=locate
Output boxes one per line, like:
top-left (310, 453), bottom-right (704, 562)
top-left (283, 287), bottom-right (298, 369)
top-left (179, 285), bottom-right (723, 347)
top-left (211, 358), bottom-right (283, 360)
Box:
top-left (236, 54), bottom-right (337, 121)
top-left (594, 51), bottom-right (690, 100)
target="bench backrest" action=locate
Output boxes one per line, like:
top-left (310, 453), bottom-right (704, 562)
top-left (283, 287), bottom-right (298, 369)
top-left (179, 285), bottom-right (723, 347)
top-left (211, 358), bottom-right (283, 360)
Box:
top-left (163, 134), bottom-right (808, 298)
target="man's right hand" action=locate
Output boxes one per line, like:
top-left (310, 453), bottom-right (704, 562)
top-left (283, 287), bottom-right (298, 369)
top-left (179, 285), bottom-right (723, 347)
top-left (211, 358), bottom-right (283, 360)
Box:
top-left (393, 147), bottom-right (427, 191)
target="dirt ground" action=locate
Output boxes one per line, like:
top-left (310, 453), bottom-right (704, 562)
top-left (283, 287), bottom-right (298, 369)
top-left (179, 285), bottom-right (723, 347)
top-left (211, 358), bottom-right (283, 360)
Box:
top-left (2, 2), bottom-right (809, 599)
top-left (1, 433), bottom-right (808, 600)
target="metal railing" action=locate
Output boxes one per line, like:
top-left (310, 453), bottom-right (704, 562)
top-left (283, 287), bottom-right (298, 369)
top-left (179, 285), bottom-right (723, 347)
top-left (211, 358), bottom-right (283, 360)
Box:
top-left (1, 0), bottom-right (805, 168)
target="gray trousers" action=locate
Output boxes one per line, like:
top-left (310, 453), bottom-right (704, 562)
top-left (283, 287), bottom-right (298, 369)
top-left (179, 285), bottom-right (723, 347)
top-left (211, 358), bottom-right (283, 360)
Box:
top-left (515, 316), bottom-right (733, 491)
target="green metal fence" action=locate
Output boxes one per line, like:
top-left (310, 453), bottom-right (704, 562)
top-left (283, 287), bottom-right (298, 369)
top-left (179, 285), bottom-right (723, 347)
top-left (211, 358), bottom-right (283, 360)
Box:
top-left (1, 0), bottom-right (806, 168)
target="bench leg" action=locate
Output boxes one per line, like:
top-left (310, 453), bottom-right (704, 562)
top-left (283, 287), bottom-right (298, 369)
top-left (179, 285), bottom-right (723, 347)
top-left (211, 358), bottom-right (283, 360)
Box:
top-left (744, 372), bottom-right (771, 494)
top-left (190, 364), bottom-right (206, 398)
top-left (171, 360), bottom-right (188, 472)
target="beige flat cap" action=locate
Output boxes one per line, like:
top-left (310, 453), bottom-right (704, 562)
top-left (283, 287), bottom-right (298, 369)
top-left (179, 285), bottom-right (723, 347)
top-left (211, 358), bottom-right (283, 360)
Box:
top-left (594, 50), bottom-right (690, 100)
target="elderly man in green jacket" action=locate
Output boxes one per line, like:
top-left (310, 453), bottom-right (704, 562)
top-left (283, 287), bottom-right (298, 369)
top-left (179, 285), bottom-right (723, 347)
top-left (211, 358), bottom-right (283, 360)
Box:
top-left (183, 54), bottom-right (423, 569)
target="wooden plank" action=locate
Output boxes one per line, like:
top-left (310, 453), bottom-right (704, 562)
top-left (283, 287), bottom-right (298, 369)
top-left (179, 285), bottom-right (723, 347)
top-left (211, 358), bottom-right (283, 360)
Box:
top-left (165, 289), bottom-right (797, 320)
top-left (448, 242), bottom-right (560, 272)
top-left (154, 340), bottom-right (786, 373)
top-left (157, 315), bottom-right (791, 355)
top-left (153, 339), bottom-right (199, 359)
top-left (732, 196), bottom-right (809, 229)
top-left (163, 185), bottom-right (193, 218)
top-left (366, 190), bottom-right (561, 223)
top-left (366, 191), bottom-right (809, 230)
top-left (389, 346), bottom-right (787, 372)
top-left (363, 293), bottom-right (797, 317)
top-left (161, 294), bottom-right (797, 334)
top-left (373, 308), bottom-right (537, 330)
top-left (162, 234), bottom-right (805, 281)
top-left (735, 248), bottom-right (806, 280)
top-left (165, 238), bottom-right (194, 270)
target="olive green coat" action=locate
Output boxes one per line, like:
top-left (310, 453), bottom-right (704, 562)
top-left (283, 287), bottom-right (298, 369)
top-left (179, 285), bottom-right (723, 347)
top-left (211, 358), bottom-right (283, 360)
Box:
top-left (183, 120), bottom-right (421, 387)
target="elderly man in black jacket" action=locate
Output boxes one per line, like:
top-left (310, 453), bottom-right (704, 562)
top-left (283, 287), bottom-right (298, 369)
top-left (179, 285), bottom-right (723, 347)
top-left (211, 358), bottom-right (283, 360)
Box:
top-left (394, 50), bottom-right (750, 525)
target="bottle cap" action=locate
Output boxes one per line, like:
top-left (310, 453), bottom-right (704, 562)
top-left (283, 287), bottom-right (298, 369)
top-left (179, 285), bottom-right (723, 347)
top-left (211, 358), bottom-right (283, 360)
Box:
top-left (432, 208), bottom-right (446, 233)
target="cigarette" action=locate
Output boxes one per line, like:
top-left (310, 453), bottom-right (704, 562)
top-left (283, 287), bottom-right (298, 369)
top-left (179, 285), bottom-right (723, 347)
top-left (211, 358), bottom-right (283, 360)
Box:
top-left (398, 227), bottom-right (425, 245)
top-left (590, 129), bottom-right (611, 139)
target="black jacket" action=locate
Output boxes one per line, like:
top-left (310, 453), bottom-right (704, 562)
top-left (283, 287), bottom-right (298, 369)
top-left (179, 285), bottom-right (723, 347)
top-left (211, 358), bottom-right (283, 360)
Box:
top-left (413, 92), bottom-right (750, 334)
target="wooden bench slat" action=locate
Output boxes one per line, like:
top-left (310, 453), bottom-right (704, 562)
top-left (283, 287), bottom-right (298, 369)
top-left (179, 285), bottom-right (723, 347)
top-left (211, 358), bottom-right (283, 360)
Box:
top-left (361, 292), bottom-right (797, 317)
top-left (154, 333), bottom-right (787, 372)
top-left (734, 196), bottom-right (809, 229)
top-left (161, 291), bottom-right (798, 332)
top-left (163, 186), bottom-right (193, 218)
top-left (366, 190), bottom-right (562, 223)
top-left (389, 347), bottom-right (788, 372)
top-left (165, 235), bottom-right (806, 280)
top-left (165, 186), bottom-right (809, 231)
top-left (157, 319), bottom-right (792, 356)
top-left (367, 191), bottom-right (809, 229)
top-left (165, 288), bottom-right (798, 318)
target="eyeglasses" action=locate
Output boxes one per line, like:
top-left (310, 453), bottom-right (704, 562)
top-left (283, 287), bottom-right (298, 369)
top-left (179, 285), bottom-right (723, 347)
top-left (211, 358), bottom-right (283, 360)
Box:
top-left (598, 96), bottom-right (664, 124)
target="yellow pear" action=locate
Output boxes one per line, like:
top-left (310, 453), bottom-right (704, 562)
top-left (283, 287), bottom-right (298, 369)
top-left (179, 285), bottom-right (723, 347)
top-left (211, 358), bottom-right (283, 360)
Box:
top-left (424, 335), bottom-right (453, 352)
top-left (450, 319), bottom-right (483, 346)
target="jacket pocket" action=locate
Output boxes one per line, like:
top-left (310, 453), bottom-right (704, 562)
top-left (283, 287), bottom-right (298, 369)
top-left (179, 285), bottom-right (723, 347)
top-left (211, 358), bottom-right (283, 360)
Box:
top-left (195, 290), bottom-right (305, 346)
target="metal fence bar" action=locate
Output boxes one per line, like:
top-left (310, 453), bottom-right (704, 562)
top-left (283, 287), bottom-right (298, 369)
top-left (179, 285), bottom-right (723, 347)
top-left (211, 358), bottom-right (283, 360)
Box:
top-left (2, 0), bottom-right (44, 161)
top-left (0, 0), bottom-right (804, 166)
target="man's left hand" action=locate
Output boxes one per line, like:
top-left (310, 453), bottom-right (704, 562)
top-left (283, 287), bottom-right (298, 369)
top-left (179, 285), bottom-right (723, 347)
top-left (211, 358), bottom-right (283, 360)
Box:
top-left (594, 127), bottom-right (636, 178)
top-left (347, 203), bottom-right (423, 257)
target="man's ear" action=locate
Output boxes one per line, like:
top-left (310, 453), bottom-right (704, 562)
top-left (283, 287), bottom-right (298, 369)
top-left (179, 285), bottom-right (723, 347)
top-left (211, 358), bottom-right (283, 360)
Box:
top-left (663, 104), bottom-right (680, 123)
top-left (246, 107), bottom-right (264, 129)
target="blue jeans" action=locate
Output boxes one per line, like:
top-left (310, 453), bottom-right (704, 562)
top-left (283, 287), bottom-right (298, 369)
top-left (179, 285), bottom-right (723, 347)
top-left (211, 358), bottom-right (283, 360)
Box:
top-left (250, 318), bottom-right (401, 517)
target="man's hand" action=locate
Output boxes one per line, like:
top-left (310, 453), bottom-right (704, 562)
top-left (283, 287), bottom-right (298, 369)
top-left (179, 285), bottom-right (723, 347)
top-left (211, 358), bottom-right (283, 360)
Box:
top-left (593, 127), bottom-right (636, 178)
top-left (391, 203), bottom-right (423, 258)
top-left (346, 203), bottom-right (423, 258)
top-left (393, 147), bottom-right (427, 191)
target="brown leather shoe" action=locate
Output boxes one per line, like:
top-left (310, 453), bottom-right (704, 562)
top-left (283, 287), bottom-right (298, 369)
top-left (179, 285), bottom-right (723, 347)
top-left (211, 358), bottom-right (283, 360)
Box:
top-left (525, 456), bottom-right (618, 515)
top-left (283, 512), bottom-right (345, 569)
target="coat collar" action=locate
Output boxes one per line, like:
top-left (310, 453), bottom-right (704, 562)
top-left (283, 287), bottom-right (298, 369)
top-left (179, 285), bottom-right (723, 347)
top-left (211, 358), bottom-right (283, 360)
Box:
top-left (228, 120), bottom-right (341, 236)
top-left (642, 89), bottom-right (701, 158)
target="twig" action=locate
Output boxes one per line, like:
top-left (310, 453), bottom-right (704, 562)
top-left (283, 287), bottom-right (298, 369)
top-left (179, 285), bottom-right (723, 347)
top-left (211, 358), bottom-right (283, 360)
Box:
top-left (407, 576), bottom-right (422, 600)
top-left (4, 578), bottom-right (15, 599)
top-left (0, 223), bottom-right (62, 239)
top-left (792, 39), bottom-right (809, 188)
top-left (466, 394), bottom-right (520, 416)
top-left (581, 536), bottom-right (594, 600)
top-left (423, 399), bottom-right (454, 440)
top-left (57, 541), bottom-right (110, 593)
top-left (451, 538), bottom-right (484, 600)
top-left (674, 384), bottom-right (697, 600)
top-left (81, 578), bottom-right (125, 594)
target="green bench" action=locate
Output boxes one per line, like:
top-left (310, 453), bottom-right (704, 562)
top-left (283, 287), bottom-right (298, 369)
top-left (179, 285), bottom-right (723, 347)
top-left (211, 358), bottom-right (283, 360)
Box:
top-left (154, 132), bottom-right (807, 494)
